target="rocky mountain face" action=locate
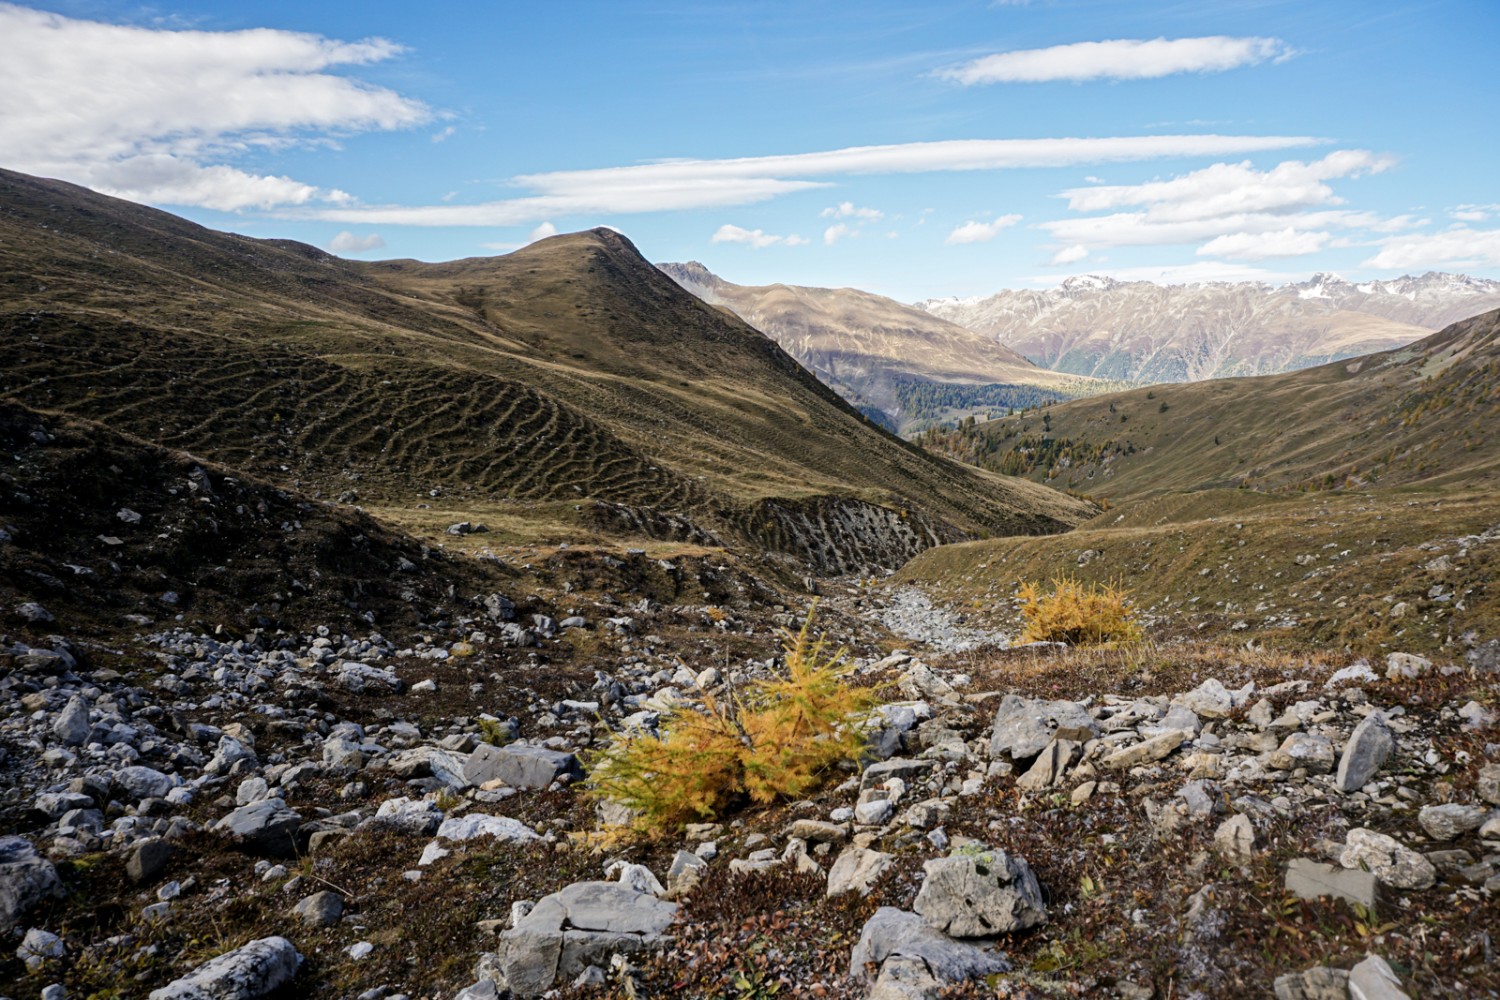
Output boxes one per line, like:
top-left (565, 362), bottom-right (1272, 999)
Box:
top-left (658, 262), bottom-right (1102, 435)
top-left (918, 272), bottom-right (1500, 383)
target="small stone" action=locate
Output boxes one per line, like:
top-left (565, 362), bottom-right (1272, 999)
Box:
top-left (1348, 954), bottom-right (1411, 1000)
top-left (127, 838), bottom-right (174, 884)
top-left (1273, 965), bottom-right (1350, 1000)
top-left (1214, 814), bottom-right (1255, 863)
top-left (148, 936), bottom-right (302, 1000)
top-left (1101, 730), bottom-right (1185, 769)
top-left (1269, 733), bottom-right (1335, 774)
top-left (913, 847), bottom-right (1046, 937)
top-left (1335, 713), bottom-right (1394, 793)
top-left (1339, 828), bottom-right (1436, 891)
top-left (291, 890), bottom-right (344, 927)
top-left (1384, 653), bottom-right (1430, 680)
top-left (1417, 803), bottom-right (1487, 841)
top-left (827, 846), bottom-right (893, 898)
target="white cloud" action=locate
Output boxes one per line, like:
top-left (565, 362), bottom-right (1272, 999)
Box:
top-left (529, 221), bottom-right (558, 242)
top-left (1364, 227), bottom-right (1500, 270)
top-left (946, 215), bottom-right (1022, 244)
top-left (1450, 203), bottom-right (1500, 222)
top-left (939, 36), bottom-right (1294, 86)
top-left (712, 223), bottom-right (804, 249)
top-left (327, 231), bottom-right (386, 254)
top-left (784, 234), bottom-right (811, 246)
top-left (1051, 244), bottom-right (1089, 264)
top-left (1040, 152), bottom-right (1395, 254)
top-left (1197, 228), bottom-right (1330, 260)
top-left (821, 201), bottom-right (883, 220)
top-left (431, 126), bottom-right (458, 143)
top-left (824, 223), bottom-right (851, 246)
top-left (306, 134), bottom-right (1321, 226)
top-left (0, 4), bottom-right (430, 211)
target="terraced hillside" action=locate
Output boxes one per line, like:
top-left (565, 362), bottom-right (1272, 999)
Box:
top-left (0, 168), bottom-right (1091, 572)
top-left (659, 261), bottom-right (1106, 435)
top-left (932, 307), bottom-right (1500, 503)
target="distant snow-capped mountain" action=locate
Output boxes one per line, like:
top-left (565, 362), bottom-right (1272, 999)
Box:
top-left (917, 271), bottom-right (1500, 383)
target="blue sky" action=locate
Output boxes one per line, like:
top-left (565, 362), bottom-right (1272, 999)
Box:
top-left (2, 0), bottom-right (1497, 300)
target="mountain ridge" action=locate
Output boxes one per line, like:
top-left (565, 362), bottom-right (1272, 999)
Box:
top-left (657, 260), bottom-right (1106, 434)
top-left (918, 271), bottom-right (1500, 383)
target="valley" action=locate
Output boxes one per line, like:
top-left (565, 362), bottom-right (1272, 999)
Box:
top-left (1, 169), bottom-right (1497, 1000)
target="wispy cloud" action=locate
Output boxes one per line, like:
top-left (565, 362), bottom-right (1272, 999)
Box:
top-left (1050, 244), bottom-right (1088, 265)
top-left (946, 215), bottom-right (1022, 244)
top-left (1197, 228), bottom-right (1330, 260)
top-left (327, 231), bottom-right (386, 254)
top-left (823, 223), bottom-right (851, 246)
top-left (0, 4), bottom-right (431, 211)
top-left (712, 223), bottom-right (807, 249)
top-left (1364, 227), bottom-right (1500, 270)
top-left (939, 36), bottom-right (1295, 86)
top-left (307, 134), bottom-right (1321, 226)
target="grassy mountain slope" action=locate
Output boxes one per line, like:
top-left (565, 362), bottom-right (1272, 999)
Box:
top-left (936, 307), bottom-right (1500, 502)
top-left (0, 168), bottom-right (1091, 572)
top-left (658, 261), bottom-right (1108, 434)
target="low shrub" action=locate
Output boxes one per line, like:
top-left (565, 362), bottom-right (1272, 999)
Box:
top-left (584, 609), bottom-right (873, 835)
top-left (1017, 577), bottom-right (1142, 646)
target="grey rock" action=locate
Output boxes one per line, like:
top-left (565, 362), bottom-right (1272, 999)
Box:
top-left (520, 881), bottom-right (678, 936)
top-left (1348, 954), bottom-right (1411, 1000)
top-left (0, 836), bottom-right (63, 934)
top-left (291, 890), bottom-right (344, 927)
top-left (499, 882), bottom-right (677, 997)
top-left (855, 798), bottom-right (895, 826)
top-left (17, 927), bottom-right (65, 970)
top-left (850, 907), bottom-right (1010, 983)
top-left (464, 744), bottom-right (580, 789)
top-left (1015, 739), bottom-right (1077, 791)
top-left (1101, 730), bottom-right (1186, 769)
top-left (435, 814), bottom-right (539, 843)
top-left (1273, 965), bottom-right (1350, 1000)
top-left (1173, 678), bottom-right (1253, 719)
top-left (1384, 653), bottom-right (1431, 680)
top-left (1339, 829), bottom-right (1436, 890)
top-left (860, 757), bottom-right (934, 789)
top-left (1285, 858), bottom-right (1379, 909)
top-left (127, 838), bottom-right (174, 884)
top-left (912, 848), bottom-right (1046, 937)
top-left (1214, 814), bottom-right (1255, 863)
top-left (53, 694), bottom-right (91, 746)
top-left (989, 695), bottom-right (1096, 761)
top-left (1336, 714), bottom-right (1394, 793)
top-left (364, 796), bottom-right (442, 836)
top-left (666, 850), bottom-right (708, 893)
top-left (204, 736), bottom-right (256, 777)
top-left (867, 955), bottom-right (942, 1000)
top-left (114, 766), bottom-right (177, 801)
top-left (33, 791), bottom-right (94, 818)
top-left (1417, 803), bottom-right (1487, 841)
top-left (1478, 763), bottom-right (1500, 806)
top-left (385, 747), bottom-right (468, 788)
top-left (16, 601), bottom-right (53, 623)
top-left (827, 846), bottom-right (893, 898)
top-left (455, 979), bottom-right (500, 1000)
top-left (212, 799), bottom-right (302, 857)
top-left (148, 935), bottom-right (302, 999)
top-left (1269, 733), bottom-right (1335, 774)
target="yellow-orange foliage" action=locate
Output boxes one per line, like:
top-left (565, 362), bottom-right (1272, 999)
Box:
top-left (584, 609), bottom-right (873, 835)
top-left (1017, 577), bottom-right (1142, 646)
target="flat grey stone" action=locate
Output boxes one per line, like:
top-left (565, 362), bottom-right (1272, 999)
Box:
top-left (148, 935), bottom-right (301, 999)
top-left (1273, 965), bottom-right (1350, 1000)
top-left (291, 890), bottom-right (344, 927)
top-left (127, 837), bottom-right (174, 884)
top-left (435, 814), bottom-right (539, 843)
top-left (850, 907), bottom-right (1010, 983)
top-left (861, 758), bottom-right (935, 789)
top-left (464, 744), bottom-right (579, 789)
top-left (989, 695), bottom-right (1096, 761)
top-left (1286, 858), bottom-right (1378, 909)
top-left (212, 798), bottom-right (302, 857)
top-left (1417, 803), bottom-right (1487, 841)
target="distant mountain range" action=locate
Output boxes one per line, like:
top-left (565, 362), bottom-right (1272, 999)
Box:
top-left (657, 262), bottom-right (1108, 435)
top-left (918, 272), bottom-right (1500, 383)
